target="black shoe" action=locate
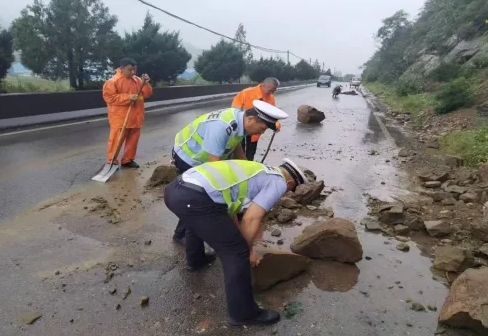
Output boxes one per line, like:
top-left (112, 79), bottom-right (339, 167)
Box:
top-left (121, 160), bottom-right (140, 169)
top-left (185, 252), bottom-right (217, 272)
top-left (172, 234), bottom-right (185, 246)
top-left (230, 309), bottom-right (281, 326)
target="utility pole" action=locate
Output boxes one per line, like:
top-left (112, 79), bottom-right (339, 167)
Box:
top-left (309, 57), bottom-right (312, 64)
top-left (322, 62), bottom-right (325, 72)
top-left (287, 51), bottom-right (290, 64)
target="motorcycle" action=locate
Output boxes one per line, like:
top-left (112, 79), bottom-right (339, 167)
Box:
top-left (332, 85), bottom-right (342, 98)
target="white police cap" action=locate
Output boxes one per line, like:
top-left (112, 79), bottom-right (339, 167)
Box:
top-left (280, 158), bottom-right (310, 186)
top-left (253, 100), bottom-right (289, 124)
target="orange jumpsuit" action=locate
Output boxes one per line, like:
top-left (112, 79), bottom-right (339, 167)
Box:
top-left (102, 69), bottom-right (153, 164)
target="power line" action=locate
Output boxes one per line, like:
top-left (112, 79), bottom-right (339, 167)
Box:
top-left (136, 0), bottom-right (306, 60)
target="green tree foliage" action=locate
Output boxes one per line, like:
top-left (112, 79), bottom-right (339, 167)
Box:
top-left (0, 27), bottom-right (14, 83)
top-left (248, 57), bottom-right (295, 82)
top-left (194, 39), bottom-right (245, 84)
top-left (123, 12), bottom-right (191, 84)
top-left (11, 0), bottom-right (122, 90)
top-left (233, 23), bottom-right (253, 66)
top-left (294, 60), bottom-right (319, 80)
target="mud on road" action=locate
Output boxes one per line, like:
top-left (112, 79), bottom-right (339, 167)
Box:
top-left (0, 86), bottom-right (475, 336)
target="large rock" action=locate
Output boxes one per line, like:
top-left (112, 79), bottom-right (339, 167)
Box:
top-left (433, 246), bottom-right (466, 272)
top-left (424, 220), bottom-right (452, 237)
top-left (297, 105), bottom-right (325, 124)
top-left (252, 247), bottom-right (309, 292)
top-left (478, 163), bottom-right (488, 183)
top-left (378, 204), bottom-right (404, 225)
top-left (287, 181), bottom-right (325, 205)
top-left (146, 165), bottom-right (178, 188)
top-left (417, 166), bottom-right (451, 183)
top-left (439, 267), bottom-right (488, 333)
top-left (276, 209), bottom-right (297, 223)
top-left (291, 218), bottom-right (363, 263)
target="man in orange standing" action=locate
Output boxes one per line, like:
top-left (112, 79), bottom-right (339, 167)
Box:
top-left (102, 58), bottom-right (153, 168)
top-left (231, 77), bottom-right (281, 161)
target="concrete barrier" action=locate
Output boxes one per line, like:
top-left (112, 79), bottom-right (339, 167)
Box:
top-left (0, 80), bottom-right (312, 119)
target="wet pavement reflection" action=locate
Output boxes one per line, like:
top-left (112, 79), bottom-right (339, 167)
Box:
top-left (0, 86), bottom-right (471, 336)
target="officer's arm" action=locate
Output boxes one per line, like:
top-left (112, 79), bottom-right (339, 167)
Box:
top-left (201, 121), bottom-right (229, 161)
top-left (240, 203), bottom-right (266, 247)
top-left (232, 143), bottom-right (247, 160)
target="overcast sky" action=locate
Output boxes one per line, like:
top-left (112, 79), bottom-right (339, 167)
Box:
top-left (2, 0), bottom-right (426, 75)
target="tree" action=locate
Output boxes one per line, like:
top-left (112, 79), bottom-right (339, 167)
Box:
top-left (294, 59), bottom-right (318, 80)
top-left (233, 23), bottom-right (253, 65)
top-left (0, 27), bottom-right (14, 83)
top-left (123, 12), bottom-right (191, 84)
top-left (11, 0), bottom-right (122, 90)
top-left (248, 57), bottom-right (295, 82)
top-left (194, 39), bottom-right (245, 84)
top-left (324, 68), bottom-right (332, 76)
top-left (312, 59), bottom-right (321, 74)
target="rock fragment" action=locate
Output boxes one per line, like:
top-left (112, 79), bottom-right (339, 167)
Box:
top-left (291, 218), bottom-right (363, 263)
top-left (433, 246), bottom-right (466, 272)
top-left (146, 164), bottom-right (178, 188)
top-left (424, 220), bottom-right (452, 237)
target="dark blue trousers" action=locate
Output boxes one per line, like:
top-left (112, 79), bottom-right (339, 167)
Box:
top-left (164, 178), bottom-right (260, 320)
top-left (172, 151), bottom-right (193, 238)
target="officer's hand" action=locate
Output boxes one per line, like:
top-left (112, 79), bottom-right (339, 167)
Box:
top-left (250, 250), bottom-right (261, 268)
top-left (129, 94), bottom-right (138, 101)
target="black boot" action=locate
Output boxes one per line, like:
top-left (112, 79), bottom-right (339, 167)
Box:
top-left (230, 309), bottom-right (281, 326)
top-left (185, 251), bottom-right (217, 272)
top-left (121, 160), bottom-right (140, 169)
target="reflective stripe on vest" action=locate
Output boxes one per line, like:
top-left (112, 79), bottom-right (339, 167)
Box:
top-left (174, 108), bottom-right (243, 164)
top-left (193, 160), bottom-right (283, 216)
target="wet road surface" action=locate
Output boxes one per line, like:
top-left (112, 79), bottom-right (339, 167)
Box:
top-left (0, 86), bottom-right (470, 336)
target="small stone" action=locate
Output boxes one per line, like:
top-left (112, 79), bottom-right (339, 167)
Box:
top-left (361, 217), bottom-right (382, 231)
top-left (411, 302), bottom-right (425, 311)
top-left (144, 240), bottom-right (152, 246)
top-left (459, 192), bottom-right (478, 203)
top-left (396, 243), bottom-right (410, 252)
top-left (395, 236), bottom-right (409, 242)
top-left (55, 270), bottom-right (61, 275)
top-left (442, 198), bottom-right (457, 206)
top-left (277, 239), bottom-right (284, 245)
top-left (424, 181), bottom-right (442, 188)
top-left (424, 220), bottom-right (452, 237)
top-left (22, 312), bottom-right (42, 325)
top-left (427, 305), bottom-right (437, 312)
top-left (123, 287), bottom-right (131, 300)
top-left (271, 229), bottom-right (281, 237)
top-left (306, 205), bottom-right (318, 211)
top-left (115, 304), bottom-right (121, 310)
top-left (394, 225), bottom-right (410, 235)
top-left (280, 197), bottom-right (299, 209)
top-left (406, 218), bottom-right (424, 231)
top-left (109, 288), bottom-right (117, 295)
top-left (140, 296), bottom-right (149, 307)
top-left (193, 293), bottom-right (201, 300)
top-left (398, 148), bottom-right (409, 157)
top-left (277, 209), bottom-right (297, 223)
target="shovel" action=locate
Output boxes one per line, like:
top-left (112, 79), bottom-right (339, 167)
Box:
top-left (91, 80), bottom-right (146, 183)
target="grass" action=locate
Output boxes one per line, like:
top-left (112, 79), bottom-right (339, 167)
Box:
top-left (2, 75), bottom-right (71, 93)
top-left (440, 126), bottom-right (488, 167)
top-left (365, 82), bottom-right (435, 125)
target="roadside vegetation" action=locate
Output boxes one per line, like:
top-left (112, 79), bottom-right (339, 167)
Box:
top-left (0, 1), bottom-right (323, 94)
top-left (361, 0), bottom-right (488, 166)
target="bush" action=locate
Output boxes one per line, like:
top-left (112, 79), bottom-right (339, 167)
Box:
top-left (435, 77), bottom-right (475, 114)
top-left (429, 62), bottom-right (462, 82)
top-left (395, 76), bottom-right (422, 96)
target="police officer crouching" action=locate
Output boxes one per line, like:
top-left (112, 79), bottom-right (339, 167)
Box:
top-left (164, 158), bottom-right (309, 326)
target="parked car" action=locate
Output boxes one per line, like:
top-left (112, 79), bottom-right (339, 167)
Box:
top-left (317, 75), bottom-right (331, 88)
top-left (350, 76), bottom-right (361, 88)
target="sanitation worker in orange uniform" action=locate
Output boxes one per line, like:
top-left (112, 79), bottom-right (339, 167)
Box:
top-left (102, 58), bottom-right (153, 168)
top-left (231, 77), bottom-right (281, 161)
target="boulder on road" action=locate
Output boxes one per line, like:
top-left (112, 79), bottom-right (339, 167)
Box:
top-left (291, 218), bottom-right (363, 263)
top-left (276, 208), bottom-right (297, 223)
top-left (297, 105), bottom-right (326, 124)
top-left (439, 267), bottom-right (488, 333)
top-left (286, 180), bottom-right (325, 205)
top-left (252, 247), bottom-right (310, 292)
top-left (378, 204), bottom-right (404, 225)
top-left (433, 246), bottom-right (466, 272)
top-left (146, 164), bottom-right (178, 188)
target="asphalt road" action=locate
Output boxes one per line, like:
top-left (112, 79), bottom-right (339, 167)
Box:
top-left (0, 85), bottom-right (472, 336)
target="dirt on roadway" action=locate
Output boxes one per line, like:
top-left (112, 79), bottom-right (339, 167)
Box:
top-left (0, 86), bottom-right (474, 336)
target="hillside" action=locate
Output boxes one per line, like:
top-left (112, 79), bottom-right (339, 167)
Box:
top-left (362, 0), bottom-right (488, 166)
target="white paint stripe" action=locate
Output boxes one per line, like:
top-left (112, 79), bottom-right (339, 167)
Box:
top-left (0, 85), bottom-right (310, 138)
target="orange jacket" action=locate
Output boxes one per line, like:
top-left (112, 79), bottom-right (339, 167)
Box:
top-left (231, 84), bottom-right (280, 142)
top-left (102, 69), bottom-right (153, 129)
